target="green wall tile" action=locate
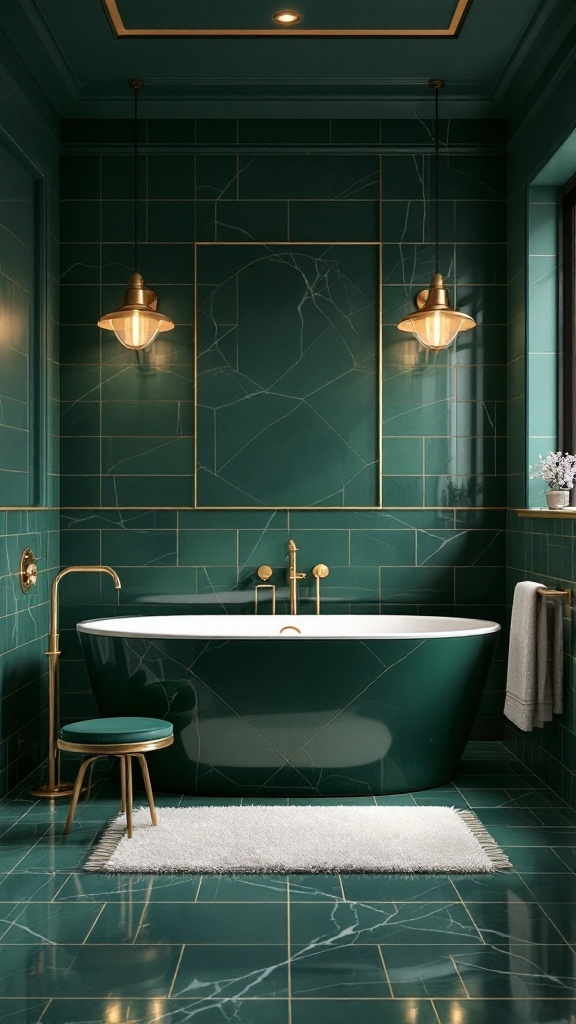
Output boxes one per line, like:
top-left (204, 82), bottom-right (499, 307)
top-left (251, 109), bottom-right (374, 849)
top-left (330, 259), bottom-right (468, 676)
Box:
top-left (382, 437), bottom-right (423, 476)
top-left (289, 201), bottom-right (379, 241)
top-left (179, 530), bottom-right (237, 566)
top-left (350, 529), bottom-right (415, 566)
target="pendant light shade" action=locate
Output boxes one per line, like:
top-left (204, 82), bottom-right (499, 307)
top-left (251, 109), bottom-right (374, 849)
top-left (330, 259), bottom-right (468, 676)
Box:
top-left (397, 273), bottom-right (476, 350)
top-left (98, 273), bottom-right (174, 351)
top-left (98, 81), bottom-right (174, 351)
top-left (397, 81), bottom-right (475, 351)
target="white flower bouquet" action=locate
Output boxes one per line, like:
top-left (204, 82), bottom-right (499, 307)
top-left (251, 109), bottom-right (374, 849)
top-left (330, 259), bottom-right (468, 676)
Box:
top-left (530, 451), bottom-right (576, 490)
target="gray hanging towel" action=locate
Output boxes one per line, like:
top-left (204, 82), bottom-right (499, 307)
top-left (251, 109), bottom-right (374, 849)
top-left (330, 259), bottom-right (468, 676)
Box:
top-left (503, 582), bottom-right (540, 732)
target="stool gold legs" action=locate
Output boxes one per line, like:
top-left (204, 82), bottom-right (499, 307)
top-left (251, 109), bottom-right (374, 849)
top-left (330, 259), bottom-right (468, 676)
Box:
top-left (125, 755), bottom-right (133, 838)
top-left (63, 756), bottom-right (101, 836)
top-left (136, 753), bottom-right (158, 826)
top-left (62, 752), bottom-right (159, 838)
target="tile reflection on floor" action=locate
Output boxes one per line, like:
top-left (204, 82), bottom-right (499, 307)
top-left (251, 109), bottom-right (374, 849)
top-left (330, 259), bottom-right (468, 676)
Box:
top-left (0, 742), bottom-right (576, 1022)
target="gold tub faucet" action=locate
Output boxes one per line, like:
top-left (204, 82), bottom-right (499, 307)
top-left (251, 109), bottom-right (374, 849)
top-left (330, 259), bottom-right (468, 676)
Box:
top-left (287, 539), bottom-right (306, 615)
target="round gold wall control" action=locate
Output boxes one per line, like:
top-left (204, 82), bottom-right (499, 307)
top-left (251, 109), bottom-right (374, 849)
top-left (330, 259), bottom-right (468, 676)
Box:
top-left (257, 565), bottom-right (274, 580)
top-left (19, 547), bottom-right (39, 593)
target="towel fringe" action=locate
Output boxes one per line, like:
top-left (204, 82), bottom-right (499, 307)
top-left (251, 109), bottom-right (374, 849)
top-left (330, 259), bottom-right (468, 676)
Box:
top-left (456, 809), bottom-right (513, 870)
top-left (83, 807), bottom-right (148, 872)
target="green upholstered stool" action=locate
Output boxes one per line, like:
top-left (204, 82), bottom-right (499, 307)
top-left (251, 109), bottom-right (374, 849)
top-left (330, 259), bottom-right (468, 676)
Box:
top-left (57, 717), bottom-right (174, 838)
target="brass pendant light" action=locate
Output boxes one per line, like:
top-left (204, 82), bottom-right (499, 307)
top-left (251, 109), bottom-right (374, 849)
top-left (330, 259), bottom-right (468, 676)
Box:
top-left (98, 80), bottom-right (174, 351)
top-left (397, 80), bottom-right (476, 350)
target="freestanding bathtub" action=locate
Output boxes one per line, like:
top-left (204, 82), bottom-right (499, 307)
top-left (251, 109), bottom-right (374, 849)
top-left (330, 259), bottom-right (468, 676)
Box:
top-left (77, 614), bottom-right (500, 797)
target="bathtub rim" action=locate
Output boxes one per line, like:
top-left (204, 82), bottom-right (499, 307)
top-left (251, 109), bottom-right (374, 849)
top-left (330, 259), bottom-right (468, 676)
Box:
top-left (76, 613), bottom-right (501, 641)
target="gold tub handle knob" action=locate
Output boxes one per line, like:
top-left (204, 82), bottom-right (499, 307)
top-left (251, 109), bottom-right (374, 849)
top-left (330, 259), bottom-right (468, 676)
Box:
top-left (311, 564), bottom-right (330, 616)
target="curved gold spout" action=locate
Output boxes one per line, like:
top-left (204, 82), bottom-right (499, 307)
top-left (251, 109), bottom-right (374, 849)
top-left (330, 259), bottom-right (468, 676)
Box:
top-left (31, 565), bottom-right (121, 800)
top-left (49, 565), bottom-right (121, 645)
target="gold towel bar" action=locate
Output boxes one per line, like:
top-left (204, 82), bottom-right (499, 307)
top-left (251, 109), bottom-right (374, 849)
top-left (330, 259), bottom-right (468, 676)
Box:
top-left (537, 586), bottom-right (570, 602)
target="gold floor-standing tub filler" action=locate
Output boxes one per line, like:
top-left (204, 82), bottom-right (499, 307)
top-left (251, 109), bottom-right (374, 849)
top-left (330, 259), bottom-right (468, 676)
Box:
top-left (30, 566), bottom-right (121, 799)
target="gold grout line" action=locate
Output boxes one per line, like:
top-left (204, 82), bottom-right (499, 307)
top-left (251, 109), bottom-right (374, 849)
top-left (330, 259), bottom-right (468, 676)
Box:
top-left (50, 873), bottom-right (73, 902)
top-left (82, 902), bottom-right (106, 945)
top-left (377, 944), bottom-right (394, 997)
top-left (37, 999), bottom-right (52, 1022)
top-left (431, 1000), bottom-right (443, 1024)
top-left (338, 874), bottom-right (346, 901)
top-left (194, 877), bottom-right (203, 902)
top-left (450, 954), bottom-right (471, 997)
top-left (287, 877), bottom-right (292, 1024)
top-left (167, 944), bottom-right (186, 999)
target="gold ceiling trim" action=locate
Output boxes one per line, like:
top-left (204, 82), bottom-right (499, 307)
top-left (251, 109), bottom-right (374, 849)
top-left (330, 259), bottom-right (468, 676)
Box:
top-left (101, 0), bottom-right (472, 38)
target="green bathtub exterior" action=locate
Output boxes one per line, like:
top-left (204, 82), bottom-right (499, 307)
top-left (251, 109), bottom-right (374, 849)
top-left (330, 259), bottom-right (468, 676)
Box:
top-left (78, 627), bottom-right (498, 796)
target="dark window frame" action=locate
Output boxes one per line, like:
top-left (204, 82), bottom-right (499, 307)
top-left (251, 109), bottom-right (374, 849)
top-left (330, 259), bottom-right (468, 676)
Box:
top-left (562, 173), bottom-right (576, 450)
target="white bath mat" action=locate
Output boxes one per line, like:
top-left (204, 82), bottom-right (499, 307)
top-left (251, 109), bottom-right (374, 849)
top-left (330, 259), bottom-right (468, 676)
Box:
top-left (85, 805), bottom-right (511, 874)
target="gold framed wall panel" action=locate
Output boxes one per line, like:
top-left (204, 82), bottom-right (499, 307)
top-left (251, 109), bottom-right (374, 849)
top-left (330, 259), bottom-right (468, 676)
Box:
top-left (102, 0), bottom-right (472, 38)
top-left (194, 241), bottom-right (382, 510)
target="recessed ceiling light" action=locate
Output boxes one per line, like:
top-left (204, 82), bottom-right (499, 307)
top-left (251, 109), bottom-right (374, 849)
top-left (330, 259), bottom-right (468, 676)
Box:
top-left (273, 11), bottom-right (302, 24)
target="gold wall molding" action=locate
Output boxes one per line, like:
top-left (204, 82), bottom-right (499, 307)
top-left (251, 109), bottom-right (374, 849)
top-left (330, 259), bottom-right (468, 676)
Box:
top-left (102, 0), bottom-right (472, 38)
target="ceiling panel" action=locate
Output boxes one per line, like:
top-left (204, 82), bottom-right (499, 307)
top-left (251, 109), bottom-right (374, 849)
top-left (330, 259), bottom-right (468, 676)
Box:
top-left (104, 0), bottom-right (470, 37)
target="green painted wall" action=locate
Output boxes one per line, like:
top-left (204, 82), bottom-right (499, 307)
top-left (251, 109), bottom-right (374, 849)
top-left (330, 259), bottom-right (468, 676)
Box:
top-left (58, 117), bottom-right (508, 740)
top-left (506, 47), bottom-right (576, 803)
top-left (0, 29), bottom-right (60, 795)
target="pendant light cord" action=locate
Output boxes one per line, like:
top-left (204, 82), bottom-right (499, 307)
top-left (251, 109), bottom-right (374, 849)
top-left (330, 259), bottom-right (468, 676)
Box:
top-left (133, 81), bottom-right (139, 273)
top-left (130, 80), bottom-right (142, 273)
top-left (434, 82), bottom-right (439, 275)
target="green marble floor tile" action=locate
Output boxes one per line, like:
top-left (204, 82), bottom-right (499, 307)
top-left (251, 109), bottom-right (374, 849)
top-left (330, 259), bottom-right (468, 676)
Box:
top-left (502, 791), bottom-right (573, 810)
top-left (340, 874), bottom-right (458, 903)
top-left (88, 902), bottom-right (288, 945)
top-left (198, 874), bottom-right (287, 902)
top-left (290, 943), bottom-right (390, 998)
top-left (42, 1003), bottom-right (288, 1024)
top-left (16, 841), bottom-right (93, 871)
top-left (465, 900), bottom-right (565, 944)
top-left (172, 944), bottom-right (289, 998)
top-left (471, 808), bottom-right (542, 827)
top-left (412, 793), bottom-right (469, 808)
top-left (488, 826), bottom-right (576, 847)
top-left (537, 903), bottom-right (576, 943)
top-left (461, 789), bottom-right (516, 807)
top-left (292, 1001), bottom-right (437, 1024)
top-left (0, 944), bottom-right (182, 997)
top-left (288, 875), bottom-right (344, 902)
top-left (434, 999), bottom-right (576, 1023)
top-left (0, 845), bottom-right (43, 872)
top-left (0, 871), bottom-right (69, 901)
top-left (0, 901), bottom-right (102, 944)
top-left (537, 808), bottom-right (576, 825)
top-left (0, 1001), bottom-right (46, 1023)
top-left (55, 872), bottom-right (156, 902)
top-left (383, 944), bottom-right (467, 997)
top-left (451, 873), bottom-right (533, 902)
top-left (290, 901), bottom-right (481, 946)
top-left (553, 848), bottom-right (576, 871)
top-left (374, 795), bottom-right (416, 806)
top-left (452, 943), bottom-right (576, 998)
top-left (521, 874), bottom-right (576, 901)
top-left (455, 774), bottom-right (543, 789)
top-left (503, 847), bottom-right (572, 872)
